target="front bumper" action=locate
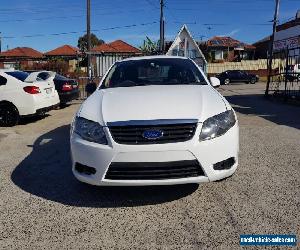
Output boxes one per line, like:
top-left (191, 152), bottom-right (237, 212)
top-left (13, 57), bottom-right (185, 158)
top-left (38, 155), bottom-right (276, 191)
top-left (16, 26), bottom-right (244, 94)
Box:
top-left (70, 123), bottom-right (239, 186)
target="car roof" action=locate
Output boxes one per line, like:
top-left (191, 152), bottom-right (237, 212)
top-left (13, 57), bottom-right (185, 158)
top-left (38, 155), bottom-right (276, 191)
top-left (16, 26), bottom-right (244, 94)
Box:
top-left (25, 70), bottom-right (54, 73)
top-left (120, 55), bottom-right (190, 62)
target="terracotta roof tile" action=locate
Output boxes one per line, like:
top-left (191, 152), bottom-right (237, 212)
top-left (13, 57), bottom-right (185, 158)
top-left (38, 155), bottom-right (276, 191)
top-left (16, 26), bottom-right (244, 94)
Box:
top-left (44, 45), bottom-right (79, 56)
top-left (92, 40), bottom-right (140, 53)
top-left (92, 43), bottom-right (118, 52)
top-left (0, 47), bottom-right (43, 58)
top-left (207, 36), bottom-right (255, 50)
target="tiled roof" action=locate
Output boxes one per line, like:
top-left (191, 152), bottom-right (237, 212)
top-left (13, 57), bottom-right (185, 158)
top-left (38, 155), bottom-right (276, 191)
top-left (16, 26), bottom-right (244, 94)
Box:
top-left (44, 45), bottom-right (79, 56)
top-left (207, 36), bottom-right (255, 50)
top-left (0, 47), bottom-right (43, 58)
top-left (93, 43), bottom-right (118, 52)
top-left (92, 40), bottom-right (140, 53)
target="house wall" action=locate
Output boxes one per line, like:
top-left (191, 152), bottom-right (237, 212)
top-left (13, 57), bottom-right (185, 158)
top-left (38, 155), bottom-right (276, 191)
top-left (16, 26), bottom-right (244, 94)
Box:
top-left (209, 48), bottom-right (254, 62)
top-left (274, 25), bottom-right (300, 51)
top-left (253, 40), bottom-right (269, 59)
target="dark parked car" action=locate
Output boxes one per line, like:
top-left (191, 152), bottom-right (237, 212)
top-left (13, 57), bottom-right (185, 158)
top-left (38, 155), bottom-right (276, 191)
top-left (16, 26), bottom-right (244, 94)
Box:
top-left (216, 70), bottom-right (259, 85)
top-left (25, 71), bottom-right (80, 105)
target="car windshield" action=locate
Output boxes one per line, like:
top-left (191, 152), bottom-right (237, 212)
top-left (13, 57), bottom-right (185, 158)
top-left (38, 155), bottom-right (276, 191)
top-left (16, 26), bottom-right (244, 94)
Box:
top-left (102, 58), bottom-right (207, 88)
top-left (6, 71), bottom-right (29, 82)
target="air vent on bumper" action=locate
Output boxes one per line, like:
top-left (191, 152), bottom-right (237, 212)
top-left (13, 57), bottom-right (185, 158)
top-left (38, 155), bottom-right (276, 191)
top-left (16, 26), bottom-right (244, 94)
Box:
top-left (105, 160), bottom-right (205, 180)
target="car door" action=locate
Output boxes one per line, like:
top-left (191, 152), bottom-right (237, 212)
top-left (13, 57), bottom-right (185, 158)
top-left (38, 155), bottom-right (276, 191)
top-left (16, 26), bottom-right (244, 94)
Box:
top-left (238, 71), bottom-right (248, 82)
top-left (228, 71), bottom-right (238, 82)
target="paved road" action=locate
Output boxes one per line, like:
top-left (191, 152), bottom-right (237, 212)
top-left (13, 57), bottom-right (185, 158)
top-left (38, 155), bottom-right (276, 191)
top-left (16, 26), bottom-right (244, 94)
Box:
top-left (0, 82), bottom-right (299, 249)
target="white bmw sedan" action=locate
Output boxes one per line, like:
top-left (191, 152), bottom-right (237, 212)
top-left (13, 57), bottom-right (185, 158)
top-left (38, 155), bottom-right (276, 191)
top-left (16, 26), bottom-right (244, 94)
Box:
top-left (0, 70), bottom-right (60, 126)
top-left (70, 56), bottom-right (239, 186)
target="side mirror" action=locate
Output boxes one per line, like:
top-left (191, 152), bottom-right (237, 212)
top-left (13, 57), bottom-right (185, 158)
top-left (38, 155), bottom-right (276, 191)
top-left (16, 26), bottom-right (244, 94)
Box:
top-left (210, 77), bottom-right (220, 88)
top-left (85, 82), bottom-right (97, 95)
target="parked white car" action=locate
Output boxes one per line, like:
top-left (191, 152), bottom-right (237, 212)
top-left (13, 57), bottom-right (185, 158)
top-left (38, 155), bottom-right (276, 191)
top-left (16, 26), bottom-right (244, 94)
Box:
top-left (0, 70), bottom-right (60, 126)
top-left (70, 56), bottom-right (239, 186)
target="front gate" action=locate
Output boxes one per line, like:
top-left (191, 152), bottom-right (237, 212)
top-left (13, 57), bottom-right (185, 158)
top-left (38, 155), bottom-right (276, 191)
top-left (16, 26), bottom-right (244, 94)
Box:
top-left (266, 46), bottom-right (300, 102)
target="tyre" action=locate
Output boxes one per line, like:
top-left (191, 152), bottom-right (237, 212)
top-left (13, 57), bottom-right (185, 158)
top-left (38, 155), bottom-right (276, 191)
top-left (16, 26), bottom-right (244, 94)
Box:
top-left (250, 78), bottom-right (256, 84)
top-left (0, 102), bottom-right (20, 127)
top-left (224, 78), bottom-right (230, 85)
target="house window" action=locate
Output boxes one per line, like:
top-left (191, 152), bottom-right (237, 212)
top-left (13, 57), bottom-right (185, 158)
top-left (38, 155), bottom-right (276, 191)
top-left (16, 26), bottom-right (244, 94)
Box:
top-left (189, 49), bottom-right (197, 59)
top-left (214, 50), bottom-right (223, 60)
top-left (172, 49), bottom-right (178, 56)
top-left (178, 49), bottom-right (184, 57)
top-left (171, 49), bottom-right (184, 57)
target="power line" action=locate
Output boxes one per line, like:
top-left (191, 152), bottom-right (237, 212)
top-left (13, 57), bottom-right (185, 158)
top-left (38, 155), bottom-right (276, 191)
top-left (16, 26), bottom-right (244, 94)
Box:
top-left (2, 21), bottom-right (159, 39)
top-left (0, 8), bottom-right (156, 23)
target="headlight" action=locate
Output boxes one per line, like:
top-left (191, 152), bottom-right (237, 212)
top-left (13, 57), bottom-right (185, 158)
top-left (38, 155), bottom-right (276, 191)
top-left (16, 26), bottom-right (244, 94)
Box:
top-left (74, 117), bottom-right (107, 144)
top-left (200, 110), bottom-right (236, 141)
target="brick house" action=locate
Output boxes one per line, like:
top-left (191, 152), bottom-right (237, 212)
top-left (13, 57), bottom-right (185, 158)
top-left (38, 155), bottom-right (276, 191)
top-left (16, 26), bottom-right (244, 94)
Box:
top-left (44, 45), bottom-right (82, 72)
top-left (0, 47), bottom-right (44, 69)
top-left (200, 36), bottom-right (256, 62)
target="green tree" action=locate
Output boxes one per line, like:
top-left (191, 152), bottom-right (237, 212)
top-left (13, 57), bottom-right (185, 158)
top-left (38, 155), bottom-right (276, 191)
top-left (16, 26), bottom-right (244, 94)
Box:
top-left (139, 36), bottom-right (159, 55)
top-left (77, 33), bottom-right (105, 52)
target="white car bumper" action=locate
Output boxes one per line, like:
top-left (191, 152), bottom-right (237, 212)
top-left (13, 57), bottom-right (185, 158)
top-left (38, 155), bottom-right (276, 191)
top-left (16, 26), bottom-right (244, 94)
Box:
top-left (19, 90), bottom-right (60, 116)
top-left (70, 123), bottom-right (239, 186)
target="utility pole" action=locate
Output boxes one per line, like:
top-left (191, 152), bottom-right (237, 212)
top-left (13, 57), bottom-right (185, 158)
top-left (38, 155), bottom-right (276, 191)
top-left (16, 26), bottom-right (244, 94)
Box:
top-left (265, 0), bottom-right (280, 97)
top-left (87, 0), bottom-right (91, 80)
top-left (159, 0), bottom-right (165, 53)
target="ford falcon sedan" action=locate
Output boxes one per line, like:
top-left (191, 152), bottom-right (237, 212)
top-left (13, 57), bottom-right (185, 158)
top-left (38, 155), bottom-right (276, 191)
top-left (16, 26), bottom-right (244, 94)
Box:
top-left (70, 56), bottom-right (239, 186)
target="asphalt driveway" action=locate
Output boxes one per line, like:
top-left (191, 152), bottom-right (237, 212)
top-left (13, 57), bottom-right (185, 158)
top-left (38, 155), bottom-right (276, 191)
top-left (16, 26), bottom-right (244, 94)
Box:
top-left (0, 82), bottom-right (299, 249)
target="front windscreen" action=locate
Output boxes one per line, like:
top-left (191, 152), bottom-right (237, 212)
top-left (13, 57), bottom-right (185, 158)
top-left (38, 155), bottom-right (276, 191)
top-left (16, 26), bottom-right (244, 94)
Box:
top-left (102, 58), bottom-right (207, 88)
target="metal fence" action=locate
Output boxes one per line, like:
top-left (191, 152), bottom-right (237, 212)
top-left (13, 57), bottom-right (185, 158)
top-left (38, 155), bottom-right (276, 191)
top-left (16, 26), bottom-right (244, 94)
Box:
top-left (76, 76), bottom-right (102, 99)
top-left (95, 53), bottom-right (141, 77)
top-left (266, 47), bottom-right (300, 102)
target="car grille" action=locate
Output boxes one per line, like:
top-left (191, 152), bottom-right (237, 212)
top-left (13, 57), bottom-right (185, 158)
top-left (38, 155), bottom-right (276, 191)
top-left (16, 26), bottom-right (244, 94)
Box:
top-left (108, 122), bottom-right (197, 145)
top-left (105, 160), bottom-right (205, 180)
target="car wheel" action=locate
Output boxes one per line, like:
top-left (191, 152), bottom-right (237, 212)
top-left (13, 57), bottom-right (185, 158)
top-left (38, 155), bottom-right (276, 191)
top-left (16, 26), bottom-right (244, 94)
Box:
top-left (0, 103), bottom-right (20, 127)
top-left (250, 78), bottom-right (256, 84)
top-left (224, 78), bottom-right (230, 85)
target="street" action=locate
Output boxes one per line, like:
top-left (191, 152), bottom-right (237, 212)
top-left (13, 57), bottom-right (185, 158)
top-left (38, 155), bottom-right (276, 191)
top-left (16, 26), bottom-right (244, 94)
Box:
top-left (0, 82), bottom-right (299, 249)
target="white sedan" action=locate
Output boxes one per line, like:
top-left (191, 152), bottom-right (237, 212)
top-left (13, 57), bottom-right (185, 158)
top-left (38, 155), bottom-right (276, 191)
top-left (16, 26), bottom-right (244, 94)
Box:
top-left (70, 56), bottom-right (239, 186)
top-left (0, 70), bottom-right (60, 126)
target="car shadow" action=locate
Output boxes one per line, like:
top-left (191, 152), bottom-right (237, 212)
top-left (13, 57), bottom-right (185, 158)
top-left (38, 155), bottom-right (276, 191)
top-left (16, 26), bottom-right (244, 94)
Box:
top-left (19, 114), bottom-right (51, 125)
top-left (11, 125), bottom-right (198, 208)
top-left (225, 94), bottom-right (300, 129)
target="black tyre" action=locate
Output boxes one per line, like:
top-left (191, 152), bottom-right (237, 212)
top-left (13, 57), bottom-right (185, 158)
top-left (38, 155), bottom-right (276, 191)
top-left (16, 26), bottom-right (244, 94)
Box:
top-left (0, 103), bottom-right (20, 127)
top-left (224, 78), bottom-right (230, 85)
top-left (250, 78), bottom-right (256, 84)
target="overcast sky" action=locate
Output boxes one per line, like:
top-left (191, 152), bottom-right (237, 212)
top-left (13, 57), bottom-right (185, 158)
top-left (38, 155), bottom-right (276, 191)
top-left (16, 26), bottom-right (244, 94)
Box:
top-left (1, 0), bottom-right (299, 52)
